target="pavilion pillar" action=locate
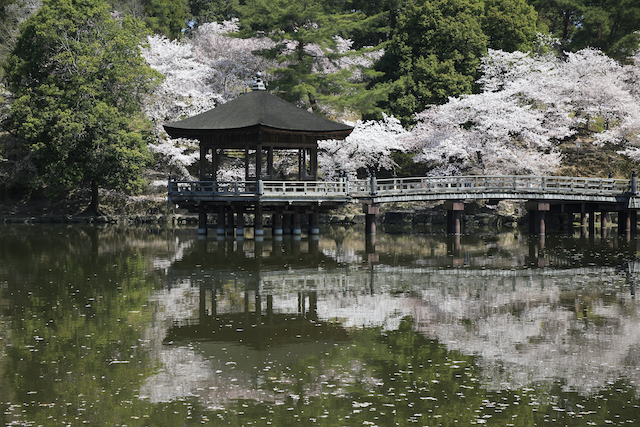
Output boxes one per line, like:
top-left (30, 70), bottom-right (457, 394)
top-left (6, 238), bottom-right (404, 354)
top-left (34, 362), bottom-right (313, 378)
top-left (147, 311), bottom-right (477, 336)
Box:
top-left (213, 148), bottom-right (220, 181)
top-left (217, 205), bottom-right (226, 236)
top-left (244, 147), bottom-right (250, 180)
top-left (311, 147), bottom-right (318, 180)
top-left (254, 204), bottom-right (264, 237)
top-left (199, 145), bottom-right (207, 181)
top-left (267, 147), bottom-right (274, 179)
top-left (298, 149), bottom-right (305, 180)
top-left (256, 144), bottom-right (263, 180)
top-left (272, 211), bottom-right (283, 236)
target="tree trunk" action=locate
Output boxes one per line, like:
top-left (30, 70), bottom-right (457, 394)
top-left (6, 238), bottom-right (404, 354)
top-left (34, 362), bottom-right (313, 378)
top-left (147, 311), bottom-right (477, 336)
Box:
top-left (89, 180), bottom-right (100, 216)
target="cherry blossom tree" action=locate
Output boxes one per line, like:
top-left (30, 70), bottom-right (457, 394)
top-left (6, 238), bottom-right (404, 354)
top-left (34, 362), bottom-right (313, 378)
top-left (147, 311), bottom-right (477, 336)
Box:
top-left (318, 114), bottom-right (408, 180)
top-left (406, 44), bottom-right (640, 176)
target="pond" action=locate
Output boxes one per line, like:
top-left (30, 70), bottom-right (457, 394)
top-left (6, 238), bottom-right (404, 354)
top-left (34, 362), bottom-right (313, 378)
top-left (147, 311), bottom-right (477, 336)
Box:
top-left (0, 224), bottom-right (639, 426)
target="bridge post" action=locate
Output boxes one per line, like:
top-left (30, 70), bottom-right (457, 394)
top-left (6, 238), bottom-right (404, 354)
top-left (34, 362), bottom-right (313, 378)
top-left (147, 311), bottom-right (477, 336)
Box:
top-left (364, 203), bottom-right (379, 235)
top-left (292, 206), bottom-right (302, 236)
top-left (445, 201), bottom-right (464, 235)
top-left (589, 211), bottom-right (596, 236)
top-left (227, 207), bottom-right (235, 236)
top-left (272, 211), bottom-right (283, 236)
top-left (217, 205), bottom-right (226, 236)
top-left (236, 205), bottom-right (245, 237)
top-left (254, 204), bottom-right (264, 238)
top-left (198, 207), bottom-right (208, 236)
top-left (526, 202), bottom-right (550, 235)
top-left (619, 211), bottom-right (628, 236)
top-left (632, 171), bottom-right (637, 195)
top-left (310, 205), bottom-right (320, 235)
top-left (283, 212), bottom-right (291, 235)
top-left (538, 211), bottom-right (546, 236)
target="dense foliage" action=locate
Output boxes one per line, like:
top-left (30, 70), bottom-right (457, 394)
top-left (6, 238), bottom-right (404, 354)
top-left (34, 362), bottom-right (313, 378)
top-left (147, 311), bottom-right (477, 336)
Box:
top-left (3, 0), bottom-right (161, 211)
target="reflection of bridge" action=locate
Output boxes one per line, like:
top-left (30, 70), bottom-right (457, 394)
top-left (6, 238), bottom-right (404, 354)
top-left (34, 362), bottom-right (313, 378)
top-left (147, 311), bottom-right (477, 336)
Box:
top-left (169, 174), bottom-right (640, 236)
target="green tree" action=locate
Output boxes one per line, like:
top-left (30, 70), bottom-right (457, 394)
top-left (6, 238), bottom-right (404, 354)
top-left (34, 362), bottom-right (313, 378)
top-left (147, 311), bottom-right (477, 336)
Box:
top-left (484, 0), bottom-right (538, 52)
top-left (237, 0), bottom-right (388, 117)
top-left (143, 0), bottom-right (186, 39)
top-left (187, 0), bottom-right (239, 32)
top-left (374, 0), bottom-right (488, 125)
top-left (4, 0), bottom-right (161, 213)
top-left (374, 0), bottom-right (538, 126)
top-left (530, 0), bottom-right (640, 61)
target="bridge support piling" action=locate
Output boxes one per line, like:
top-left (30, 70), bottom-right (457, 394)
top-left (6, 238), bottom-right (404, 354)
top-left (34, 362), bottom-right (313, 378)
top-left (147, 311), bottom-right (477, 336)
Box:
top-left (601, 211), bottom-right (608, 238)
top-left (293, 207), bottom-right (302, 236)
top-left (538, 211), bottom-right (546, 236)
top-left (589, 211), bottom-right (596, 236)
top-left (445, 201), bottom-right (464, 235)
top-left (236, 205), bottom-right (244, 237)
top-left (272, 211), bottom-right (283, 236)
top-left (631, 210), bottom-right (638, 236)
top-left (363, 203), bottom-right (379, 235)
top-left (198, 208), bottom-right (208, 236)
top-left (526, 202), bottom-right (550, 235)
top-left (227, 208), bottom-right (235, 237)
top-left (254, 204), bottom-right (264, 238)
top-left (283, 213), bottom-right (292, 235)
top-left (310, 205), bottom-right (320, 235)
top-left (217, 205), bottom-right (226, 236)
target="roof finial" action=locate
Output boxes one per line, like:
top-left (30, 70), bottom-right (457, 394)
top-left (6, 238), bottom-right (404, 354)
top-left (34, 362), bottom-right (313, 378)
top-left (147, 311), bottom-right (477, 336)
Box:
top-left (252, 72), bottom-right (266, 91)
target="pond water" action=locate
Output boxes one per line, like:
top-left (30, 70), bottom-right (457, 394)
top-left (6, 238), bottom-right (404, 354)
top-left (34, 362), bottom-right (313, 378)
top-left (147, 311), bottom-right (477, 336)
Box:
top-left (1, 224), bottom-right (639, 426)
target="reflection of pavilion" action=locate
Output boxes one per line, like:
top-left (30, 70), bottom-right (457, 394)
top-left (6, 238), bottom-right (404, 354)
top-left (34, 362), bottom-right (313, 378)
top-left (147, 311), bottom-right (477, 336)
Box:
top-left (164, 288), bottom-right (350, 348)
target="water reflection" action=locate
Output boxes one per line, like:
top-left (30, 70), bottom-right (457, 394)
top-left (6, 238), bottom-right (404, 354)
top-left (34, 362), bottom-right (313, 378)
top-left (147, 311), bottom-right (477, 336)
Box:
top-left (1, 225), bottom-right (640, 425)
top-left (144, 229), bottom-right (640, 418)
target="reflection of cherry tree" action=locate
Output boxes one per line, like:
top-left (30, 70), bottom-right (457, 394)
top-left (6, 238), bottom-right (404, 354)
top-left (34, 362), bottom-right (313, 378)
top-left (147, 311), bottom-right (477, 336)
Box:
top-left (406, 47), bottom-right (640, 175)
top-left (411, 276), bottom-right (640, 395)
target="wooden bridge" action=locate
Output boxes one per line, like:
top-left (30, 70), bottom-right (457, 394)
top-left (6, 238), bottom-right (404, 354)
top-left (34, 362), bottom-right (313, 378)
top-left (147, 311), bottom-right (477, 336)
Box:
top-left (168, 174), bottom-right (640, 237)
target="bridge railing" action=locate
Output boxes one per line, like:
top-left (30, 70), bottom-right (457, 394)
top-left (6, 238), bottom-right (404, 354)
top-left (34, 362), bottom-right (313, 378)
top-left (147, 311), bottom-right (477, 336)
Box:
top-left (350, 175), bottom-right (630, 197)
top-left (169, 175), bottom-right (632, 200)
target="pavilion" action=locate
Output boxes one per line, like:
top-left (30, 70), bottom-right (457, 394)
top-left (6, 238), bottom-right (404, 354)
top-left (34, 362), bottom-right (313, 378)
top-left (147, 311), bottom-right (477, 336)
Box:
top-left (163, 74), bottom-right (354, 237)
